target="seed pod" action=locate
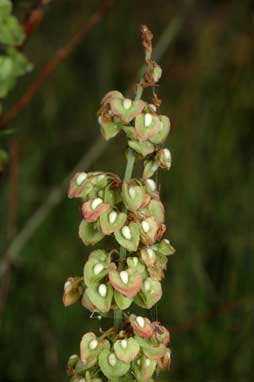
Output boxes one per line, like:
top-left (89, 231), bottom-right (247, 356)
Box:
top-left (157, 238), bottom-right (176, 256)
top-left (86, 282), bottom-right (113, 313)
top-left (122, 125), bottom-right (138, 140)
top-left (81, 289), bottom-right (97, 312)
top-left (99, 209), bottom-right (127, 235)
top-left (114, 222), bottom-right (140, 252)
top-left (101, 90), bottom-right (123, 105)
top-left (122, 181), bottom-right (145, 211)
top-left (139, 216), bottom-right (160, 246)
top-left (128, 140), bottom-right (155, 157)
top-left (79, 220), bottom-right (104, 246)
top-left (66, 354), bottom-right (79, 376)
top-left (135, 113), bottom-right (161, 141)
top-left (157, 349), bottom-right (171, 370)
top-left (156, 148), bottom-right (172, 169)
top-left (99, 117), bottom-right (121, 141)
top-left (110, 98), bottom-right (146, 123)
top-left (143, 160), bottom-right (159, 179)
top-left (129, 314), bottom-right (154, 339)
top-left (98, 349), bottom-right (130, 379)
top-left (83, 252), bottom-right (110, 288)
top-left (80, 332), bottom-right (110, 366)
top-left (147, 259), bottom-right (164, 281)
top-left (149, 115), bottom-right (170, 144)
top-left (140, 248), bottom-right (157, 267)
top-left (151, 322), bottom-right (170, 346)
top-left (134, 278), bottom-right (162, 309)
top-left (146, 199), bottom-right (165, 224)
top-left (68, 172), bottom-right (92, 199)
top-left (113, 337), bottom-right (140, 362)
top-left (109, 265), bottom-right (142, 297)
top-left (132, 355), bottom-right (157, 381)
top-left (127, 256), bottom-right (147, 278)
top-left (134, 335), bottom-right (167, 360)
top-left (63, 277), bottom-right (83, 307)
top-left (114, 290), bottom-right (133, 310)
top-left (82, 199), bottom-right (110, 222)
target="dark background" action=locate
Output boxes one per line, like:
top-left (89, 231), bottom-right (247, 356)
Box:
top-left (0, 0), bottom-right (253, 381)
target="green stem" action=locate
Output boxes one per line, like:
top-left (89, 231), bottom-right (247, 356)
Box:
top-left (114, 148), bottom-right (135, 329)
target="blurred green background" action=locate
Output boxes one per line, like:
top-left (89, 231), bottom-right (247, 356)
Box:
top-left (0, 0), bottom-right (253, 381)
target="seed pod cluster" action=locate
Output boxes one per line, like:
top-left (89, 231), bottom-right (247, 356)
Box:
top-left (64, 26), bottom-right (175, 382)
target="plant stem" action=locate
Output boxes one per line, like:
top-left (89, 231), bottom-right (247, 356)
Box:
top-left (113, 148), bottom-right (135, 329)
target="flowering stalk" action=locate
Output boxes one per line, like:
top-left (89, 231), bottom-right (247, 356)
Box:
top-left (63, 25), bottom-right (175, 382)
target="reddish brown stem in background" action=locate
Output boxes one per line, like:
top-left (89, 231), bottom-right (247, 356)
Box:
top-left (0, 0), bottom-right (114, 129)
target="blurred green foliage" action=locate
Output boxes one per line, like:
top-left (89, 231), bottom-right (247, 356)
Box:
top-left (0, 1), bottom-right (253, 382)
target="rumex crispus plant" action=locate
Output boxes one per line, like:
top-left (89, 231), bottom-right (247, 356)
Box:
top-left (63, 25), bottom-right (175, 382)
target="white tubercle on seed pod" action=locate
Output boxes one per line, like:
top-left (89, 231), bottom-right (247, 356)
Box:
top-left (120, 339), bottom-right (128, 349)
top-left (146, 178), bottom-right (156, 191)
top-left (123, 98), bottom-right (132, 110)
top-left (91, 198), bottom-right (103, 210)
top-left (163, 149), bottom-right (171, 159)
top-left (144, 280), bottom-right (151, 292)
top-left (97, 174), bottom-right (105, 181)
top-left (147, 248), bottom-right (155, 259)
top-left (141, 220), bottom-right (150, 233)
top-left (120, 271), bottom-right (129, 285)
top-left (144, 113), bottom-right (153, 127)
top-left (98, 116), bottom-right (102, 125)
top-left (76, 172), bottom-right (87, 186)
top-left (98, 284), bottom-right (107, 297)
top-left (159, 120), bottom-right (164, 131)
top-left (109, 210), bottom-right (117, 224)
top-left (132, 256), bottom-right (138, 266)
top-left (69, 354), bottom-right (78, 360)
top-left (149, 104), bottom-right (157, 112)
top-left (129, 186), bottom-right (136, 199)
top-left (108, 353), bottom-right (117, 367)
top-left (89, 339), bottom-right (98, 350)
top-left (64, 280), bottom-right (71, 289)
top-left (122, 226), bottom-right (132, 240)
top-left (145, 358), bottom-right (151, 367)
top-left (136, 316), bottom-right (145, 328)
top-left (137, 359), bottom-right (141, 366)
top-left (93, 263), bottom-right (104, 275)
top-left (164, 238), bottom-right (170, 244)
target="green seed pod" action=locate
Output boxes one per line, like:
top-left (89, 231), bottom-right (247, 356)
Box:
top-left (63, 277), bottom-right (83, 307)
top-left (134, 278), bottom-right (162, 309)
top-left (113, 337), bottom-right (140, 362)
top-left (100, 209), bottom-right (127, 235)
top-left (114, 222), bottom-right (140, 252)
top-left (127, 256), bottom-right (147, 278)
top-left (81, 289), bottom-right (96, 312)
top-left (68, 172), bottom-right (92, 199)
top-left (140, 248), bottom-right (157, 267)
top-left (86, 282), bottom-right (113, 313)
top-left (143, 199), bottom-right (165, 224)
top-left (110, 98), bottom-right (146, 123)
top-left (134, 336), bottom-right (167, 360)
top-left (143, 160), bottom-right (159, 179)
top-left (122, 181), bottom-right (145, 211)
top-left (79, 220), bottom-right (104, 246)
top-left (149, 115), bottom-right (170, 144)
top-left (98, 349), bottom-right (130, 379)
top-left (156, 148), bottom-right (172, 169)
top-left (147, 259), bottom-right (164, 281)
top-left (80, 332), bottom-right (110, 365)
top-left (114, 290), bottom-right (133, 310)
top-left (83, 252), bottom-right (110, 288)
top-left (135, 113), bottom-right (161, 141)
top-left (156, 239), bottom-right (175, 256)
top-left (122, 125), bottom-right (138, 140)
top-left (66, 354), bottom-right (79, 376)
top-left (128, 140), bottom-right (155, 157)
top-left (99, 115), bottom-right (121, 141)
top-left (129, 314), bottom-right (154, 339)
top-left (109, 265), bottom-right (142, 297)
top-left (101, 90), bottom-right (123, 105)
top-left (131, 355), bottom-right (157, 381)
